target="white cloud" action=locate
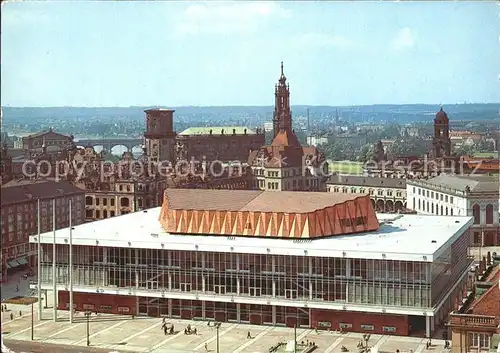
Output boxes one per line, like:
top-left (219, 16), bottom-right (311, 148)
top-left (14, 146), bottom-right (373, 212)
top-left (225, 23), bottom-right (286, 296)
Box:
top-left (391, 27), bottom-right (416, 51)
top-left (173, 2), bottom-right (292, 36)
top-left (294, 33), bottom-right (354, 49)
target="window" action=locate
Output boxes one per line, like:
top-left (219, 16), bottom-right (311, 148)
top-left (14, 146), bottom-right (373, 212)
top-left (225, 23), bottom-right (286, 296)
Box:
top-left (468, 333), bottom-right (491, 349)
top-left (339, 323), bottom-right (352, 329)
top-left (100, 305), bottom-right (112, 311)
top-left (110, 198), bottom-right (115, 207)
top-left (118, 307), bottom-right (129, 313)
top-left (360, 324), bottom-right (374, 331)
top-left (485, 204), bottom-right (494, 224)
top-left (450, 196), bottom-right (454, 203)
top-left (472, 204), bottom-right (480, 224)
top-left (383, 326), bottom-right (396, 332)
top-left (82, 304), bottom-right (95, 310)
top-left (473, 232), bottom-right (481, 245)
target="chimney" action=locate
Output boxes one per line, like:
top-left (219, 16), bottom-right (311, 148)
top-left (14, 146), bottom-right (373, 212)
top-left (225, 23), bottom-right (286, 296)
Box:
top-left (478, 258), bottom-right (485, 274)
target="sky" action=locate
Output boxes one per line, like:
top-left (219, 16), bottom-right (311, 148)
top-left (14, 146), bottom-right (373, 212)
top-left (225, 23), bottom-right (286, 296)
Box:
top-left (1, 1), bottom-right (499, 107)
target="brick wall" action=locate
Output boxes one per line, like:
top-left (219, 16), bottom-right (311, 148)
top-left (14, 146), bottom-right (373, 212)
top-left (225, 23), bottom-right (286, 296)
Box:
top-left (311, 309), bottom-right (409, 336)
top-left (57, 291), bottom-right (136, 315)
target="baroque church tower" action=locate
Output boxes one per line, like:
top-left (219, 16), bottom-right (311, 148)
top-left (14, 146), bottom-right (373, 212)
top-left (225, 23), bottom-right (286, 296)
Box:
top-left (272, 62), bottom-right (292, 138)
top-left (432, 107), bottom-right (451, 158)
top-left (249, 62), bottom-right (328, 192)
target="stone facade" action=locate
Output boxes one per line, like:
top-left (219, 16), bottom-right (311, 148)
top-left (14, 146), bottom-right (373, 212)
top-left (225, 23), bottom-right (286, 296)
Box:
top-left (175, 126), bottom-right (265, 164)
top-left (407, 175), bottom-right (500, 252)
top-left (327, 176), bottom-right (407, 213)
top-left (249, 63), bottom-right (328, 192)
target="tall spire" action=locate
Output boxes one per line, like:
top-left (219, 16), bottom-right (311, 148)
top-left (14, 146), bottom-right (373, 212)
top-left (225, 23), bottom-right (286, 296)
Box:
top-left (279, 61), bottom-right (286, 84)
top-left (273, 61), bottom-right (292, 137)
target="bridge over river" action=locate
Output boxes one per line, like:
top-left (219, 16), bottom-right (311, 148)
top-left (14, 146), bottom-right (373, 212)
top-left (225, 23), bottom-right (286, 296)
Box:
top-left (75, 138), bottom-right (143, 153)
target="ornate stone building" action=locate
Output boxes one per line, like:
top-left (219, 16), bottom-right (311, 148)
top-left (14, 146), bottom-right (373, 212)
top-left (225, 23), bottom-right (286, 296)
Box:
top-left (21, 129), bottom-right (74, 152)
top-left (248, 62), bottom-right (328, 191)
top-left (327, 176), bottom-right (407, 213)
top-left (175, 126), bottom-right (265, 164)
top-left (407, 174), bottom-right (500, 252)
top-left (363, 107), bottom-right (493, 179)
top-left (448, 261), bottom-right (499, 353)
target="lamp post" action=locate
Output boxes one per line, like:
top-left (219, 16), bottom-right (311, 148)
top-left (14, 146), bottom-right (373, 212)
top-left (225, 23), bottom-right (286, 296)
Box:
top-left (84, 311), bottom-right (91, 346)
top-left (294, 324), bottom-right (297, 353)
top-left (30, 302), bottom-right (34, 341)
top-left (216, 322), bottom-right (220, 353)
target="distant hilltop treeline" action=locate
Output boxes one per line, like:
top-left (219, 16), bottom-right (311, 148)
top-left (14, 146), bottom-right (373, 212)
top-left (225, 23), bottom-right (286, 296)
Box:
top-left (2, 103), bottom-right (499, 123)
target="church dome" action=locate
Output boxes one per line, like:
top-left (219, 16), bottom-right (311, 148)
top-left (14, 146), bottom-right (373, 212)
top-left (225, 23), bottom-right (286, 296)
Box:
top-left (435, 107), bottom-right (448, 122)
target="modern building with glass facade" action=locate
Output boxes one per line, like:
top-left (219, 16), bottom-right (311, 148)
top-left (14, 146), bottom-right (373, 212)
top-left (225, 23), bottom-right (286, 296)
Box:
top-left (31, 189), bottom-right (474, 337)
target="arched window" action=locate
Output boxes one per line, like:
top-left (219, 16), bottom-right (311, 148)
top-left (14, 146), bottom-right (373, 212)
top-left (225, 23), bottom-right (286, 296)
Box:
top-left (472, 204), bottom-right (480, 224)
top-left (431, 203), bottom-right (434, 214)
top-left (440, 205), bottom-right (444, 215)
top-left (418, 199), bottom-right (421, 210)
top-left (450, 208), bottom-right (454, 216)
top-left (445, 207), bottom-right (448, 216)
top-left (485, 204), bottom-right (494, 224)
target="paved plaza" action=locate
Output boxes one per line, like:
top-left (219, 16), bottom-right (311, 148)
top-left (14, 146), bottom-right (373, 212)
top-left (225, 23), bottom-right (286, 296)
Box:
top-left (2, 307), bottom-right (450, 353)
top-left (1, 275), bottom-right (450, 353)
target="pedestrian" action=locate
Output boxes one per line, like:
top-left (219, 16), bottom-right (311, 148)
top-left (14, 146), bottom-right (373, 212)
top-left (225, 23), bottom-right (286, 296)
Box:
top-left (163, 325), bottom-right (167, 335)
top-left (204, 343), bottom-right (208, 352)
top-left (19, 310), bottom-right (22, 317)
top-left (247, 331), bottom-right (251, 339)
top-left (10, 313), bottom-right (13, 320)
top-left (15, 285), bottom-right (19, 292)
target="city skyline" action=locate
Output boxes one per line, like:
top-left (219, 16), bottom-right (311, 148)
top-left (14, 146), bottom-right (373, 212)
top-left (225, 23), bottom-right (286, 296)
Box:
top-left (2, 1), bottom-right (499, 107)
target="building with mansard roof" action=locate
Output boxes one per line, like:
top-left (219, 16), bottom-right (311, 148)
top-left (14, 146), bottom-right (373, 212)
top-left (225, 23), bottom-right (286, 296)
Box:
top-left (248, 63), bottom-right (328, 192)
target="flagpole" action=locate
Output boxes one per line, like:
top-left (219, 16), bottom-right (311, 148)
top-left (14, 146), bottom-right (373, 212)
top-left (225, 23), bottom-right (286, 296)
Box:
top-left (69, 199), bottom-right (73, 324)
top-left (52, 198), bottom-right (57, 322)
top-left (37, 199), bottom-right (42, 320)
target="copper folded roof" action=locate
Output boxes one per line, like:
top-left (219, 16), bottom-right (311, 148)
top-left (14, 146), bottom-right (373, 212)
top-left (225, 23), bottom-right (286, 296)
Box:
top-left (164, 189), bottom-right (361, 213)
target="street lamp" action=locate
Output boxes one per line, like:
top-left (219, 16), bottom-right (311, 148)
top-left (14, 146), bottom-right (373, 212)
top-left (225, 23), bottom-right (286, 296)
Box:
top-left (84, 311), bottom-right (91, 346)
top-left (216, 322), bottom-right (220, 353)
top-left (31, 302), bottom-right (34, 341)
top-left (294, 324), bottom-right (297, 353)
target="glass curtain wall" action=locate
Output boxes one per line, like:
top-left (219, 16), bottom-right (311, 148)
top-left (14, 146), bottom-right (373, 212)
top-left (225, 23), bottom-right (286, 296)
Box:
top-left (40, 244), bottom-right (438, 309)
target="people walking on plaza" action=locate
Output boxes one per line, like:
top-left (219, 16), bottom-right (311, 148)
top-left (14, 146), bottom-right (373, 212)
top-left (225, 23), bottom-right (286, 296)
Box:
top-left (247, 331), bottom-right (251, 339)
top-left (163, 325), bottom-right (167, 335)
top-left (204, 343), bottom-right (208, 352)
top-left (10, 313), bottom-right (13, 320)
top-left (19, 310), bottom-right (22, 317)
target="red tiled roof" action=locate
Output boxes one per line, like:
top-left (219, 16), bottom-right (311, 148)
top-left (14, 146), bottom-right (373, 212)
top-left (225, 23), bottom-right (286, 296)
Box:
top-left (1, 179), bottom-right (84, 206)
top-left (164, 189), bottom-right (361, 213)
top-left (470, 278), bottom-right (500, 320)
